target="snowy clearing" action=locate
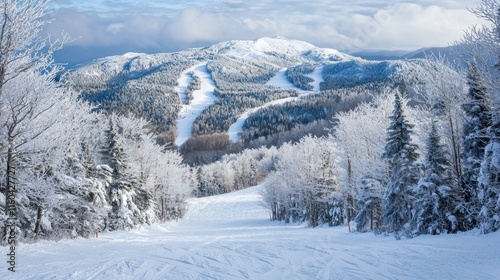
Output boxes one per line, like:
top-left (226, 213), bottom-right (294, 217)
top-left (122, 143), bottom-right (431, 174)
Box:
top-left (3, 185), bottom-right (499, 280)
top-left (174, 63), bottom-right (218, 146)
top-left (227, 67), bottom-right (322, 142)
top-left (265, 68), bottom-right (301, 90)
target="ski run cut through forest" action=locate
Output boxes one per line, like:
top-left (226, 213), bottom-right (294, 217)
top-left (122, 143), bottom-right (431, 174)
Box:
top-left (2, 185), bottom-right (499, 280)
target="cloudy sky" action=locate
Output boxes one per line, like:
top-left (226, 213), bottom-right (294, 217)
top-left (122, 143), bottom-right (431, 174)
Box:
top-left (46, 0), bottom-right (484, 64)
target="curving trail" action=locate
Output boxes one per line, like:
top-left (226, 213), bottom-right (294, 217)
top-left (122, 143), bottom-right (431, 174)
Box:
top-left (4, 185), bottom-right (500, 280)
top-left (227, 66), bottom-right (323, 142)
top-left (174, 63), bottom-right (218, 147)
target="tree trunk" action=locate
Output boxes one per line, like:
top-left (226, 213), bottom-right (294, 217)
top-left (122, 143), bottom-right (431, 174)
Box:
top-left (370, 209), bottom-right (374, 231)
top-left (34, 205), bottom-right (42, 238)
top-left (449, 116), bottom-right (463, 183)
top-left (3, 146), bottom-right (16, 244)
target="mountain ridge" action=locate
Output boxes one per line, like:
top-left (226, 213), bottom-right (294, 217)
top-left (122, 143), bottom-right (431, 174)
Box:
top-left (63, 37), bottom-right (452, 154)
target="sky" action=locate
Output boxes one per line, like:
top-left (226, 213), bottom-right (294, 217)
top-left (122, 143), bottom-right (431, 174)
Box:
top-left (45, 0), bottom-right (485, 65)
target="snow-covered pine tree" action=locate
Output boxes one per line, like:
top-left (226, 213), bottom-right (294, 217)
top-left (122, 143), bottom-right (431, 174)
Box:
top-left (355, 178), bottom-right (383, 232)
top-left (102, 116), bottom-right (127, 181)
top-left (413, 121), bottom-right (457, 235)
top-left (478, 134), bottom-right (500, 233)
top-left (382, 93), bottom-right (419, 238)
top-left (477, 10), bottom-right (500, 233)
top-left (101, 115), bottom-right (152, 230)
top-left (460, 60), bottom-right (492, 231)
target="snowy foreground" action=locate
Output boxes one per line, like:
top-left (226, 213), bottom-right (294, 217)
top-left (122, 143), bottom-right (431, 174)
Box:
top-left (2, 186), bottom-right (500, 280)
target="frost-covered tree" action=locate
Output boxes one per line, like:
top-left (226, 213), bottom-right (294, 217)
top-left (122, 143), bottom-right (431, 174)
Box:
top-left (333, 91), bottom-right (394, 232)
top-left (0, 0), bottom-right (64, 98)
top-left (261, 136), bottom-right (342, 227)
top-left (413, 121), bottom-right (457, 235)
top-left (459, 60), bottom-right (492, 230)
top-left (477, 135), bottom-right (500, 233)
top-left (382, 93), bottom-right (419, 237)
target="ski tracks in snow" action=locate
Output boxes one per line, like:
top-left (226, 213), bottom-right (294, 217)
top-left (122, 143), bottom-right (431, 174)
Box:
top-left (5, 185), bottom-right (500, 280)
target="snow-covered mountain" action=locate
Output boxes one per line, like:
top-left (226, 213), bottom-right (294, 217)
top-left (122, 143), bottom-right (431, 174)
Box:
top-left (63, 37), bottom-right (448, 148)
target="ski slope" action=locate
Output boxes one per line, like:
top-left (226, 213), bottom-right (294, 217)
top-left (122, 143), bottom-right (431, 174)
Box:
top-left (227, 66), bottom-right (322, 142)
top-left (3, 185), bottom-right (500, 280)
top-left (174, 63), bottom-right (218, 147)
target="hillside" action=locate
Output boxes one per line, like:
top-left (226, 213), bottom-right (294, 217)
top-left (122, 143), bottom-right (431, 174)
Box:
top-left (63, 37), bottom-right (450, 149)
top-left (4, 185), bottom-right (499, 279)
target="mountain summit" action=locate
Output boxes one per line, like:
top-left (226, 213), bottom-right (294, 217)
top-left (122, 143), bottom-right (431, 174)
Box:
top-left (63, 37), bottom-right (449, 150)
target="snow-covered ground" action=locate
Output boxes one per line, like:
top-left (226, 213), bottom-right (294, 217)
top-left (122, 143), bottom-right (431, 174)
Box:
top-left (227, 66), bottom-right (322, 142)
top-left (265, 68), bottom-right (300, 90)
top-left (174, 63), bottom-right (218, 146)
top-left (4, 185), bottom-right (499, 280)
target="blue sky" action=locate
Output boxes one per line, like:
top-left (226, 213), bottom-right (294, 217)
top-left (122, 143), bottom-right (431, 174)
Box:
top-left (46, 0), bottom-right (484, 64)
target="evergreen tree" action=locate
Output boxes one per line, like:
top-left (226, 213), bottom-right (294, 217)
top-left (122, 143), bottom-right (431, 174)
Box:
top-left (478, 136), bottom-right (500, 233)
top-left (477, 21), bottom-right (500, 232)
top-left (460, 60), bottom-right (492, 230)
top-left (102, 116), bottom-right (127, 181)
top-left (382, 93), bottom-right (419, 238)
top-left (413, 121), bottom-right (457, 235)
top-left (355, 178), bottom-right (383, 232)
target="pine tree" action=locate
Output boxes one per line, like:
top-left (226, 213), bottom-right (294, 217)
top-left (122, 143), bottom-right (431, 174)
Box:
top-left (102, 116), bottom-right (127, 181)
top-left (477, 20), bottom-right (500, 232)
top-left (355, 178), bottom-right (383, 232)
top-left (460, 60), bottom-right (492, 231)
top-left (413, 121), bottom-right (457, 235)
top-left (478, 137), bottom-right (500, 233)
top-left (382, 93), bottom-right (419, 238)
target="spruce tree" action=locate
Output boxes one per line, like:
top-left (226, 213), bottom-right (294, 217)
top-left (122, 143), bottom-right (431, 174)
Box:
top-left (460, 60), bottom-right (492, 230)
top-left (382, 93), bottom-right (419, 238)
top-left (477, 27), bottom-right (500, 232)
top-left (478, 135), bottom-right (500, 233)
top-left (102, 116), bottom-right (127, 181)
top-left (413, 121), bottom-right (457, 235)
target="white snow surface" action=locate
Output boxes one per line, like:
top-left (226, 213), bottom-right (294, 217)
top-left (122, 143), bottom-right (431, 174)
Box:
top-left (266, 68), bottom-right (300, 90)
top-left (174, 63), bottom-right (218, 147)
top-left (227, 66), bottom-right (322, 142)
top-left (211, 37), bottom-right (317, 60)
top-left (3, 185), bottom-right (500, 279)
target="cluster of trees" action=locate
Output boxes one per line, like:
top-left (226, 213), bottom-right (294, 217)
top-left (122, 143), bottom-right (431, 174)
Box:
top-left (261, 136), bottom-right (343, 227)
top-left (242, 101), bottom-right (330, 141)
top-left (319, 59), bottom-right (429, 91)
top-left (184, 72), bottom-right (201, 104)
top-left (196, 147), bottom-right (278, 196)
top-left (240, 84), bottom-right (386, 142)
top-left (0, 0), bottom-right (195, 241)
top-left (285, 63), bottom-right (316, 91)
top-left (206, 58), bottom-right (280, 92)
top-left (192, 89), bottom-right (297, 136)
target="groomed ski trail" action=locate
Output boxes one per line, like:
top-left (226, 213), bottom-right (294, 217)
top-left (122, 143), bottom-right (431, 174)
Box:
top-left (4, 185), bottom-right (500, 280)
top-left (174, 63), bottom-right (218, 147)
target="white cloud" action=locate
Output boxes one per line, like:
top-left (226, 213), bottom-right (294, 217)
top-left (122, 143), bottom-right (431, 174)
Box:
top-left (106, 23), bottom-right (125, 35)
top-left (47, 0), bottom-right (486, 62)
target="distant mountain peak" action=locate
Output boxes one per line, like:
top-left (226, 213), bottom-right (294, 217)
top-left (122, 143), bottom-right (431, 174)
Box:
top-left (207, 37), bottom-right (353, 62)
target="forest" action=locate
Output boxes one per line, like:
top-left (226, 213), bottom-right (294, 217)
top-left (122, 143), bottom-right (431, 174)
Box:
top-left (0, 0), bottom-right (499, 244)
